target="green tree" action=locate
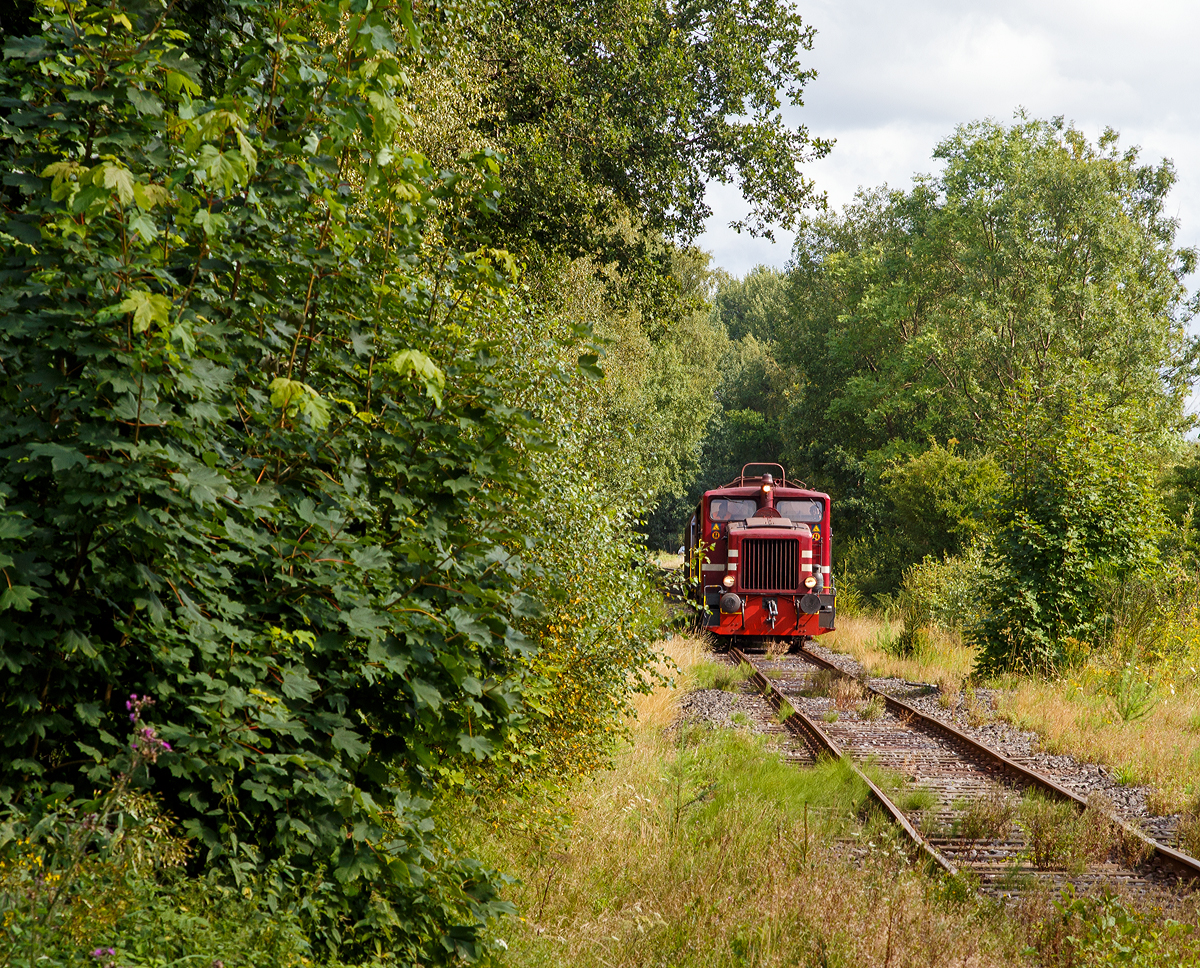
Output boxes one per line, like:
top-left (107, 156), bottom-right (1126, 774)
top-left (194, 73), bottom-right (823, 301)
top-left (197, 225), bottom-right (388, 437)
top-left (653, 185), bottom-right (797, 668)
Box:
top-left (881, 444), bottom-right (1003, 563)
top-left (0, 2), bottom-right (538, 958)
top-left (713, 264), bottom-right (790, 341)
top-left (785, 118), bottom-right (1196, 462)
top-left (974, 389), bottom-right (1166, 673)
top-left (470, 0), bottom-right (831, 260)
top-left (779, 116), bottom-right (1196, 592)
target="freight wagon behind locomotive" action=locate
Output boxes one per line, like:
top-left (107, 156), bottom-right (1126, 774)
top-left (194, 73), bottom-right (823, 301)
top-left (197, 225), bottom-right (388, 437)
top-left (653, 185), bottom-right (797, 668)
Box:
top-left (684, 464), bottom-right (834, 644)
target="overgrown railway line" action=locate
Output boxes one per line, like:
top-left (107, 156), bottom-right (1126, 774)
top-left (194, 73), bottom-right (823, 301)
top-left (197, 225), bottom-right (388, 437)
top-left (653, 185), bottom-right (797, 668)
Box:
top-left (725, 643), bottom-right (1200, 898)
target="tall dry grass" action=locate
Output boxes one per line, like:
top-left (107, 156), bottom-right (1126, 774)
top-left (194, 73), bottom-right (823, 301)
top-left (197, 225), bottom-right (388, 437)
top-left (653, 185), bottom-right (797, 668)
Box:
top-left (448, 631), bottom-right (1200, 966)
top-left (628, 634), bottom-right (711, 728)
top-left (821, 615), bottom-right (976, 683)
top-left (458, 634), bottom-right (1038, 967)
top-left (999, 676), bottom-right (1200, 812)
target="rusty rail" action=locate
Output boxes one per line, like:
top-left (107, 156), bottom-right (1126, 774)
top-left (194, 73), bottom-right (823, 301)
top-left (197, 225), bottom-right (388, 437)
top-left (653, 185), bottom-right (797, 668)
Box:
top-left (730, 646), bottom-right (959, 877)
top-left (792, 644), bottom-right (1200, 884)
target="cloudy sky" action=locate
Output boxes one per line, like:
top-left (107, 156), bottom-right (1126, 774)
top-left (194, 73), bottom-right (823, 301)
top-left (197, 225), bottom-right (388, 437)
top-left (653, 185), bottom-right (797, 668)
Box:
top-left (697, 0), bottom-right (1200, 278)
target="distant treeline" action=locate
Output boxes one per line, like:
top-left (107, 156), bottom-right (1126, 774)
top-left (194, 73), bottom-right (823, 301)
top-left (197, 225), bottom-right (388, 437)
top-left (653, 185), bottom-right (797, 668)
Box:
top-left (649, 116), bottom-right (1200, 673)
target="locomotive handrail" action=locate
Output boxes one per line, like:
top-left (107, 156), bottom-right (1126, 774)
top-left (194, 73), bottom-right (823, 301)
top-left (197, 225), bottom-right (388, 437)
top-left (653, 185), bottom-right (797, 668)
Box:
top-left (724, 462), bottom-right (792, 488)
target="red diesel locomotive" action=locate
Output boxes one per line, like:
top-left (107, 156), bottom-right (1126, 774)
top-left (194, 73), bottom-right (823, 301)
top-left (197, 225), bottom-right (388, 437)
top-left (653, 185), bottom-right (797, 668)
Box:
top-left (684, 464), bottom-right (835, 643)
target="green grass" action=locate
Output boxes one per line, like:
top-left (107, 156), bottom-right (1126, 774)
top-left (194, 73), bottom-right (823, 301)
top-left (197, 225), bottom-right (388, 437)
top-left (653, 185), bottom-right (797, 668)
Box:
top-left (898, 786), bottom-right (938, 813)
top-left (449, 683), bottom-right (1200, 967)
top-left (690, 660), bottom-right (754, 692)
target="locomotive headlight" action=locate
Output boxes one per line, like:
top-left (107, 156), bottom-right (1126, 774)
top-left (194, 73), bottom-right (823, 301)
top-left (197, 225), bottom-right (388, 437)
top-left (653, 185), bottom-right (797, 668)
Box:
top-left (803, 574), bottom-right (818, 589)
top-left (761, 484), bottom-right (772, 493)
top-left (722, 574), bottom-right (736, 588)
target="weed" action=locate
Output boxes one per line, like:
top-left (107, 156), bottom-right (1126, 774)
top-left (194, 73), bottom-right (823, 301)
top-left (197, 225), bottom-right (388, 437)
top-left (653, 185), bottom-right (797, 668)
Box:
top-left (1179, 802), bottom-right (1200, 858)
top-left (821, 711), bottom-right (839, 724)
top-left (805, 669), bottom-right (839, 697)
top-left (1017, 792), bottom-right (1120, 873)
top-left (832, 677), bottom-right (864, 711)
top-left (859, 695), bottom-right (885, 721)
top-left (776, 699), bottom-right (796, 722)
top-left (936, 673), bottom-right (961, 710)
top-left (1144, 785), bottom-right (1183, 816)
top-left (868, 617), bottom-right (898, 655)
top-left (692, 660), bottom-right (754, 692)
top-left (898, 786), bottom-right (937, 813)
top-left (731, 712), bottom-right (750, 727)
top-left (1113, 764), bottom-right (1139, 786)
top-left (1186, 709), bottom-right (1200, 734)
top-left (1109, 666), bottom-right (1157, 723)
top-left (966, 701), bottom-right (987, 728)
top-left (955, 790), bottom-right (1017, 842)
top-left (893, 621), bottom-right (929, 660)
top-left (1018, 795), bottom-right (1080, 870)
top-left (765, 639), bottom-right (791, 659)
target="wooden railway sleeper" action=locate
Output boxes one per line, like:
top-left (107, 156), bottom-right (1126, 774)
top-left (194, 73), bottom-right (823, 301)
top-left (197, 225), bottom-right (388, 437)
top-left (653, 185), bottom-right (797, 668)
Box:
top-left (730, 647), bottom-right (959, 877)
top-left (792, 644), bottom-right (1200, 886)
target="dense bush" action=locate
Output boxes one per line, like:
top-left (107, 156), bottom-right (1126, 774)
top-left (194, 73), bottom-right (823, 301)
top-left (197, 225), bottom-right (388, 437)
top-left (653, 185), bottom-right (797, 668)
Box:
top-left (973, 392), bottom-right (1166, 673)
top-left (0, 2), bottom-right (550, 958)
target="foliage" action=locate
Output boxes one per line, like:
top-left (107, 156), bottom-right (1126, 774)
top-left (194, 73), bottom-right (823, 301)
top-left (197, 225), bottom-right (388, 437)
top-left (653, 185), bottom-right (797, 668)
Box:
top-left (1054, 888), bottom-right (1199, 968)
top-left (1, 802), bottom-right (317, 968)
top-left (470, 0), bottom-right (831, 257)
top-left (973, 391), bottom-right (1167, 673)
top-left (784, 117), bottom-right (1195, 465)
top-left (0, 1), bottom-right (544, 958)
top-left (0, 0), bottom-right (842, 958)
top-left (767, 116), bottom-right (1196, 593)
top-left (712, 264), bottom-right (790, 342)
top-left (895, 543), bottom-right (987, 636)
top-left (880, 444), bottom-right (1002, 563)
top-left (1107, 667), bottom-right (1157, 724)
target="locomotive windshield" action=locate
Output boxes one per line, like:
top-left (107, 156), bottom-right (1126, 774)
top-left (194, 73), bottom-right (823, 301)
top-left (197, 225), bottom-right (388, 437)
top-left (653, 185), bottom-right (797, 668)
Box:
top-left (708, 498), bottom-right (757, 522)
top-left (776, 499), bottom-right (824, 523)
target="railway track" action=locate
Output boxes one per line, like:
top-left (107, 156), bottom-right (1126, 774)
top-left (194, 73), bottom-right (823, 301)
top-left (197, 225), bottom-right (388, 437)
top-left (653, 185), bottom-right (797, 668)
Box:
top-left (727, 643), bottom-right (1200, 898)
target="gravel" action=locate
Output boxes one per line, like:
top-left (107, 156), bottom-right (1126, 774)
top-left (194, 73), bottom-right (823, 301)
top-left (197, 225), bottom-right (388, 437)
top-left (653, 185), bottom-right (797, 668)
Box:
top-left (676, 688), bottom-right (770, 732)
top-left (801, 641), bottom-right (1182, 843)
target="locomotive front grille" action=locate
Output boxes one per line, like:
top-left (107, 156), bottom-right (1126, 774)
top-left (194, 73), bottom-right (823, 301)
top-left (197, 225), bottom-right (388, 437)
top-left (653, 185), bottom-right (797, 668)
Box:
top-left (741, 538), bottom-right (799, 592)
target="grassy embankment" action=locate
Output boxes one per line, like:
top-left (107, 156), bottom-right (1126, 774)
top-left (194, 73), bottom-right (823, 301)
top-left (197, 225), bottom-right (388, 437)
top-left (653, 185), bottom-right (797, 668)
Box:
top-left (455, 636), bottom-right (1191, 967)
top-left (823, 617), bottom-right (1200, 817)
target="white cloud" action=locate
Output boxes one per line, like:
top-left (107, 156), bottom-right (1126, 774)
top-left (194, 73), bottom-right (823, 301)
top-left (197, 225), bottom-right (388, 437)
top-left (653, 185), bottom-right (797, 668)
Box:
top-left (698, 0), bottom-right (1200, 277)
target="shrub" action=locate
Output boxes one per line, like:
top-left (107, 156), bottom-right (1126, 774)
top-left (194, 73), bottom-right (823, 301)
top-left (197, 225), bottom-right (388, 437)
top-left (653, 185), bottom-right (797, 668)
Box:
top-left (0, 3), bottom-right (543, 957)
top-left (974, 391), bottom-right (1166, 675)
top-left (955, 790), bottom-right (1017, 842)
top-left (831, 678), bottom-right (864, 711)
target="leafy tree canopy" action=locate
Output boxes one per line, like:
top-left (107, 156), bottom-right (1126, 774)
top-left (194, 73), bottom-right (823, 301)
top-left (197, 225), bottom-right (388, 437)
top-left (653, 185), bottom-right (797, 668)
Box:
top-left (470, 0), bottom-right (832, 261)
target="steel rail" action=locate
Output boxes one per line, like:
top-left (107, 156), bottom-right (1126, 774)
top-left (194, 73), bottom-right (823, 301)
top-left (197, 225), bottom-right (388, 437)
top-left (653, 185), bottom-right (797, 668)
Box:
top-left (729, 646), bottom-right (959, 877)
top-left (791, 643), bottom-right (1200, 884)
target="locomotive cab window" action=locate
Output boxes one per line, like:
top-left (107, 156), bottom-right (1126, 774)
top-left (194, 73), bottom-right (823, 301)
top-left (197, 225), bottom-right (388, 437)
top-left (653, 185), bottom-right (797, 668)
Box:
top-left (776, 499), bottom-right (824, 523)
top-left (708, 498), bottom-right (757, 522)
